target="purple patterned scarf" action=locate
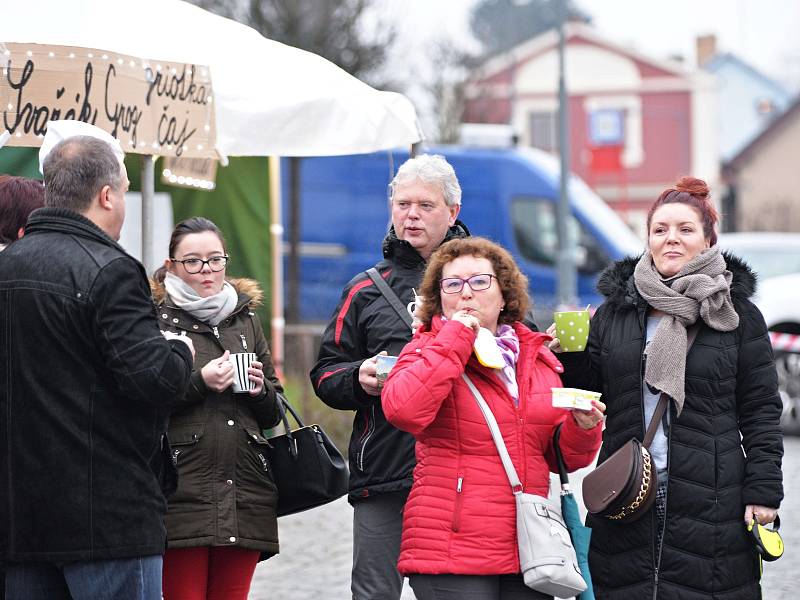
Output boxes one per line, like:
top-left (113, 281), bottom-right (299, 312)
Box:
top-left (495, 324), bottom-right (521, 404)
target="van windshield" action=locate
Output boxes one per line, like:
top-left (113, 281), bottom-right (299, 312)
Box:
top-left (511, 198), bottom-right (610, 275)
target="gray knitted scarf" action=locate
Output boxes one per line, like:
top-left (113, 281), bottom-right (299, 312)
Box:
top-left (633, 247), bottom-right (739, 415)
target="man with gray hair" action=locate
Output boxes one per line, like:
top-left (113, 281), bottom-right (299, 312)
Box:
top-left (0, 131), bottom-right (194, 600)
top-left (311, 154), bottom-right (469, 599)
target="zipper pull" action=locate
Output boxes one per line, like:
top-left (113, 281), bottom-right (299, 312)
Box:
top-left (457, 477), bottom-right (463, 493)
top-left (240, 334), bottom-right (248, 350)
top-left (212, 326), bottom-right (220, 339)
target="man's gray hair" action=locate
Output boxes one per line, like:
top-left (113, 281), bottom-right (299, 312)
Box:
top-left (390, 154), bottom-right (462, 207)
top-left (43, 136), bottom-right (123, 212)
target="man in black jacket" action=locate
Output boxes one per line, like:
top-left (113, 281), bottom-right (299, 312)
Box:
top-left (0, 132), bottom-right (194, 600)
top-left (311, 154), bottom-right (467, 599)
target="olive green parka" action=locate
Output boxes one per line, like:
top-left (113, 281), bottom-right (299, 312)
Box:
top-left (154, 277), bottom-right (282, 558)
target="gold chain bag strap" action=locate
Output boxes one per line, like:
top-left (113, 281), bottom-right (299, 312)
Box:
top-left (581, 323), bottom-right (700, 523)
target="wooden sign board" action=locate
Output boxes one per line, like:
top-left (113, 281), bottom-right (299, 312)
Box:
top-left (1, 43), bottom-right (217, 159)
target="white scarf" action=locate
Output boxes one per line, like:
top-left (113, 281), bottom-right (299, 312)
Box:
top-left (164, 271), bottom-right (239, 326)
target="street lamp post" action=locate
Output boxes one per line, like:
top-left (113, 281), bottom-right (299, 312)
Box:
top-left (556, 0), bottom-right (577, 308)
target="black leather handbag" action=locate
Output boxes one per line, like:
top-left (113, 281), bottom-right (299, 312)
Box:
top-left (266, 395), bottom-right (350, 517)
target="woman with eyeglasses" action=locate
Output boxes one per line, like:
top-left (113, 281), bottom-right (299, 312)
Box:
top-left (152, 217), bottom-right (283, 600)
top-left (381, 237), bottom-right (604, 600)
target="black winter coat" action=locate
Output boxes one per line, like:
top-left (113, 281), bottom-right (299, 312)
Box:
top-left (560, 253), bottom-right (783, 600)
top-left (154, 278), bottom-right (282, 558)
top-left (310, 223), bottom-right (469, 501)
top-left (0, 208), bottom-right (193, 562)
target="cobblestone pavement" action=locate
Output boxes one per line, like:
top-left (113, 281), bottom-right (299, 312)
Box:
top-left (251, 437), bottom-right (799, 600)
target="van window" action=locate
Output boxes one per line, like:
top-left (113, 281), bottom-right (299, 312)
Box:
top-left (511, 198), bottom-right (610, 275)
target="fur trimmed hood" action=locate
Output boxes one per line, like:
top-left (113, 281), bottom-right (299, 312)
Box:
top-left (151, 276), bottom-right (264, 308)
top-left (597, 251), bottom-right (757, 310)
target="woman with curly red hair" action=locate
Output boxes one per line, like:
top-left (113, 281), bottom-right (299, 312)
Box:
top-left (382, 236), bottom-right (603, 599)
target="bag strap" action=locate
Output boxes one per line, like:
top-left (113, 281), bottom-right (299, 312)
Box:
top-left (276, 394), bottom-right (306, 458)
top-left (462, 374), bottom-right (523, 494)
top-left (643, 322), bottom-right (701, 448)
top-left (366, 268), bottom-right (413, 331)
top-left (553, 424), bottom-right (570, 491)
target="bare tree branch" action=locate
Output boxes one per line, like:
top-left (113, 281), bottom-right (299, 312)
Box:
top-left (188, 0), bottom-right (397, 85)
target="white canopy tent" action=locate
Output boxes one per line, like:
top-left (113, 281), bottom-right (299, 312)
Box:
top-left (1, 0), bottom-right (422, 157)
top-left (1, 0), bottom-right (424, 367)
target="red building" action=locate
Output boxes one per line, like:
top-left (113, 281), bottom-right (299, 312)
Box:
top-left (464, 23), bottom-right (718, 235)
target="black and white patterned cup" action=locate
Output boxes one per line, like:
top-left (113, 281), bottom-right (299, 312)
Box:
top-left (229, 352), bottom-right (257, 393)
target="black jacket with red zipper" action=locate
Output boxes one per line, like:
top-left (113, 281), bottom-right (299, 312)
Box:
top-left (310, 222), bottom-right (470, 502)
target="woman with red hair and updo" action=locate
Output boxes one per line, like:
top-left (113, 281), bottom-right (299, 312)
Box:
top-left (0, 174), bottom-right (44, 600)
top-left (0, 175), bottom-right (44, 251)
top-left (548, 177), bottom-right (783, 600)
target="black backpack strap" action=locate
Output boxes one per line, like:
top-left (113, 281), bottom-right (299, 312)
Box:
top-left (366, 267), bottom-right (413, 330)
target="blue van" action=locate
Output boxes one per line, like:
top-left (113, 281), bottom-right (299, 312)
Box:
top-left (282, 145), bottom-right (642, 323)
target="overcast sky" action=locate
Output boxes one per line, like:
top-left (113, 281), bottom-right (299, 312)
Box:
top-left (376, 0), bottom-right (799, 137)
top-left (383, 0), bottom-right (800, 87)
top-left (582, 0), bottom-right (800, 88)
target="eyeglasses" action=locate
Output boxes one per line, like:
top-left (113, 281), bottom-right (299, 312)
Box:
top-left (440, 273), bottom-right (495, 294)
top-left (171, 255), bottom-right (229, 274)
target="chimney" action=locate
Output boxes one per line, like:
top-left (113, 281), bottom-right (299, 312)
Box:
top-left (696, 34), bottom-right (717, 66)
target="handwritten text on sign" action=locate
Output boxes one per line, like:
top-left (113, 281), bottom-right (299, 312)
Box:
top-left (0, 43), bottom-right (217, 158)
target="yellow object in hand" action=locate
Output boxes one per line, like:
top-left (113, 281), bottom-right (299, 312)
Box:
top-left (473, 327), bottom-right (505, 369)
top-left (747, 516), bottom-right (784, 562)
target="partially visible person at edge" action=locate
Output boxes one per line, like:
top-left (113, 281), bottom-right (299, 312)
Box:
top-left (0, 175), bottom-right (44, 251)
top-left (547, 176), bottom-right (783, 600)
top-left (152, 217), bottom-right (283, 600)
top-left (0, 132), bottom-right (194, 600)
top-left (0, 174), bottom-right (44, 600)
top-left (310, 154), bottom-right (470, 599)
top-left (381, 237), bottom-right (603, 600)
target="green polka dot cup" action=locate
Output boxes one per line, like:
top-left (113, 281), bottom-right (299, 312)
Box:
top-left (553, 309), bottom-right (590, 352)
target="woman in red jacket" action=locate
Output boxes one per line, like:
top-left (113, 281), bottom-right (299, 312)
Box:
top-left (382, 237), bottom-right (604, 600)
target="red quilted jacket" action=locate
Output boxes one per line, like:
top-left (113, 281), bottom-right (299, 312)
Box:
top-left (382, 316), bottom-right (601, 576)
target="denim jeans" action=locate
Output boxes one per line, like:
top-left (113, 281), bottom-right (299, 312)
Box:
top-left (5, 555), bottom-right (162, 600)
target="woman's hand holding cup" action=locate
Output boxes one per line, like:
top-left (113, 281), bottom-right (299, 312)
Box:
top-left (571, 398), bottom-right (606, 430)
top-left (201, 350), bottom-right (234, 392)
top-left (545, 323), bottom-right (563, 353)
top-left (247, 360), bottom-right (266, 397)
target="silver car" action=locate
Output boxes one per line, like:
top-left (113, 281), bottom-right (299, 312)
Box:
top-left (719, 232), bottom-right (800, 434)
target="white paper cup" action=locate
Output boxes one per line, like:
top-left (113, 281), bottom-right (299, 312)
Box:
top-left (229, 352), bottom-right (257, 393)
top-left (551, 387), bottom-right (602, 410)
top-left (375, 355), bottom-right (398, 389)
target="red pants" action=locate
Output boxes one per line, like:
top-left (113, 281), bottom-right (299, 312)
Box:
top-left (162, 546), bottom-right (260, 600)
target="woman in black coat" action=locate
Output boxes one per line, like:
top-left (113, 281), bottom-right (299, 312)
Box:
top-left (548, 177), bottom-right (783, 600)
